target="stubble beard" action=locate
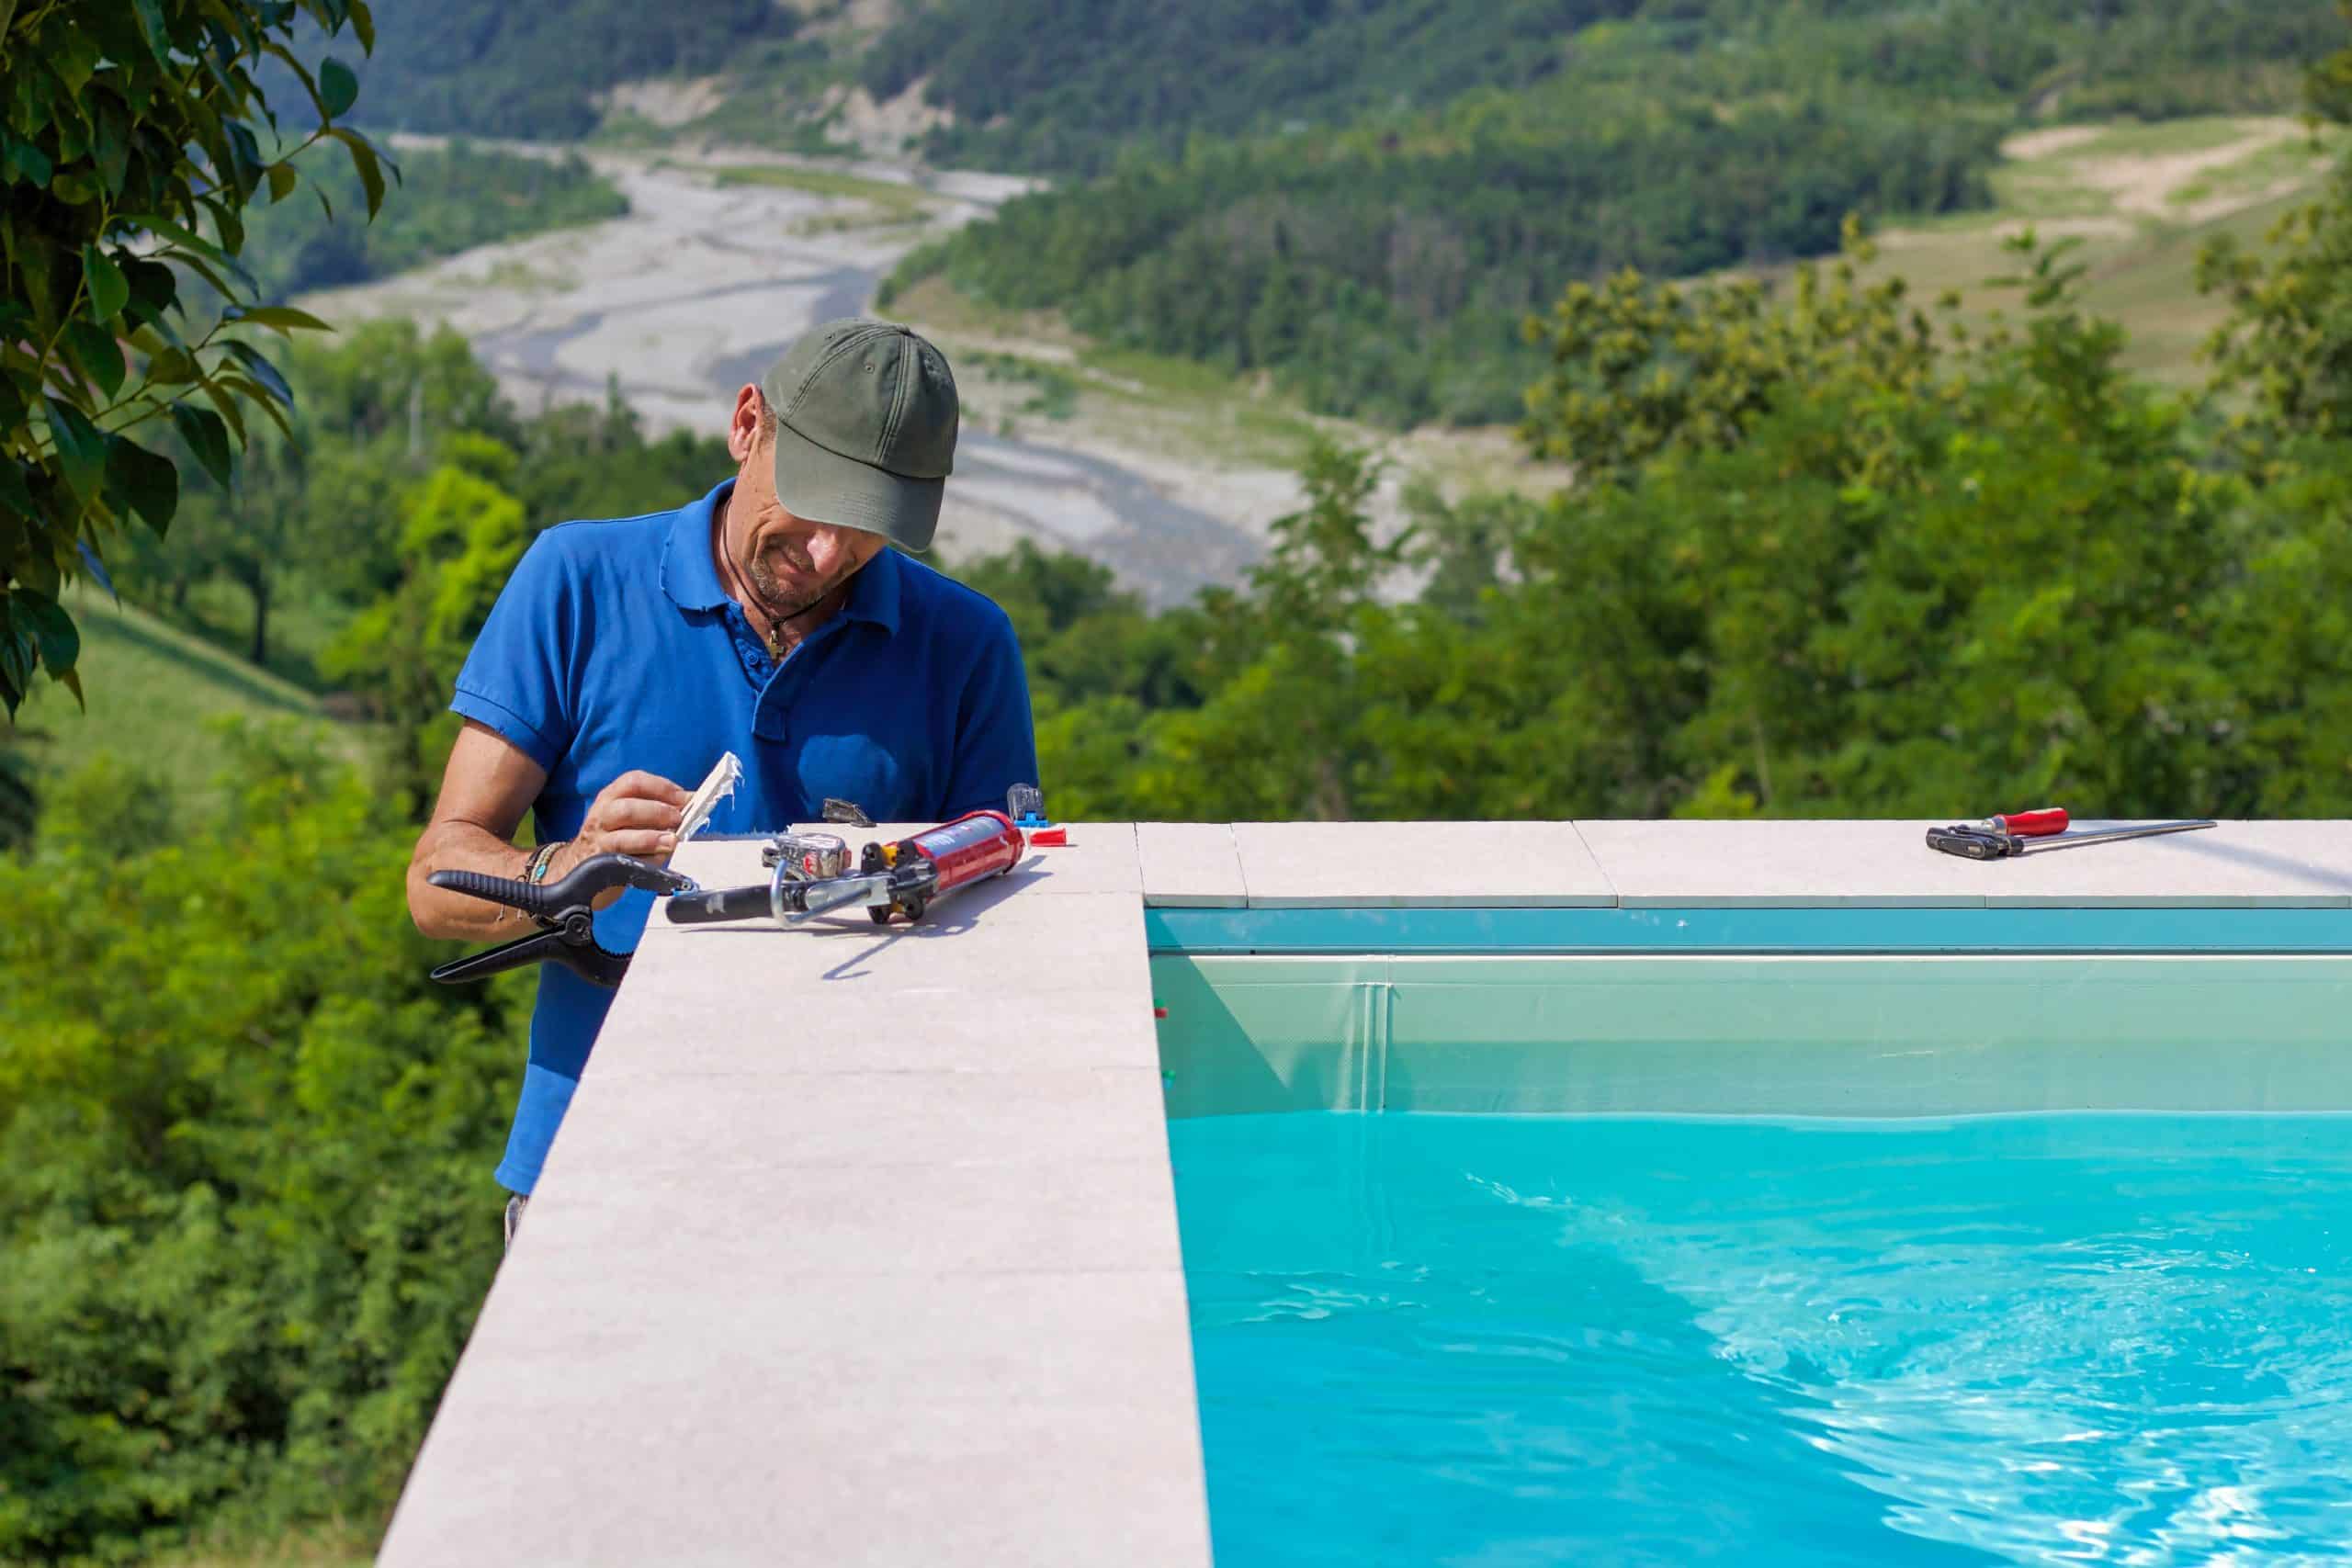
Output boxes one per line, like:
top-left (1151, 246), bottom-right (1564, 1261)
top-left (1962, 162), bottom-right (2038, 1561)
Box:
top-left (743, 539), bottom-right (846, 624)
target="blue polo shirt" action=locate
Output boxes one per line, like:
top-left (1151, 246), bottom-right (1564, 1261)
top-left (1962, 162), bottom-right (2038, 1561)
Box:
top-left (449, 479), bottom-right (1038, 1194)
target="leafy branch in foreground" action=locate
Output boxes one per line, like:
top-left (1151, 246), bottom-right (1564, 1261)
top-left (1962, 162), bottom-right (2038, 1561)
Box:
top-left (1, 0), bottom-right (391, 717)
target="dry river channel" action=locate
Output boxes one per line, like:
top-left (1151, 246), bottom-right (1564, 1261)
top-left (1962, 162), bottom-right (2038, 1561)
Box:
top-left (307, 143), bottom-right (1286, 604)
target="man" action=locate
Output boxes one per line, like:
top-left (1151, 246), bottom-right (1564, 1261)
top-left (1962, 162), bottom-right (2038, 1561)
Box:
top-left (406, 319), bottom-right (1038, 1243)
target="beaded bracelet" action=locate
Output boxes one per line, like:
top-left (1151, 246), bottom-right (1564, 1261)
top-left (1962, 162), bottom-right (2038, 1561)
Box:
top-left (526, 840), bottom-right (566, 885)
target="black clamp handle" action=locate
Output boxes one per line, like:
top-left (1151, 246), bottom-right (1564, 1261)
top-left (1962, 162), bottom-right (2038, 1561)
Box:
top-left (426, 852), bottom-right (697, 988)
top-left (1925, 825), bottom-right (2020, 861)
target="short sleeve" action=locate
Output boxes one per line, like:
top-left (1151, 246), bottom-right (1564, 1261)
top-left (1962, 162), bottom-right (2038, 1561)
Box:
top-left (940, 607), bottom-right (1041, 818)
top-left (450, 531), bottom-right (579, 774)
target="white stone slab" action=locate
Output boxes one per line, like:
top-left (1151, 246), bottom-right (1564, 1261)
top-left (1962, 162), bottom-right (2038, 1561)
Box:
top-left (1006, 821), bottom-right (1145, 895)
top-left (546, 1067), bottom-right (1168, 1178)
top-left (1232, 820), bottom-right (1614, 907)
top-left (379, 1269), bottom-right (1209, 1568)
top-left (529, 1154), bottom-right (1184, 1280)
top-left (1575, 818), bottom-right (2352, 908)
top-left (588, 980), bottom-right (1163, 1077)
top-left (1137, 822), bottom-right (1248, 908)
top-left (387, 813), bottom-right (1205, 1568)
top-left (1573, 818), bottom-right (1985, 907)
top-left (1980, 819), bottom-right (2352, 907)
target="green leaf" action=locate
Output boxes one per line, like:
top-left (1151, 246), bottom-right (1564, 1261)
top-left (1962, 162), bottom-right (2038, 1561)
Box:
top-left (226, 304), bottom-right (334, 334)
top-left (349, 0), bottom-right (376, 53)
top-left (82, 244), bottom-right (128, 321)
top-left (43, 397), bottom-right (107, 500)
top-left (59, 662), bottom-right (85, 709)
top-left (61, 320), bottom-right (126, 400)
top-left (326, 126), bottom-right (388, 218)
top-left (15, 588), bottom-right (79, 679)
top-left (119, 256), bottom-right (180, 325)
top-left (3, 137), bottom-right (51, 186)
top-left (0, 457), bottom-right (33, 518)
top-left (106, 435), bottom-right (178, 535)
top-left (266, 161), bottom-right (297, 203)
top-left (117, 214), bottom-right (258, 294)
top-left (197, 378), bottom-right (249, 445)
top-left (90, 92), bottom-right (130, 194)
top-left (0, 609), bottom-right (33, 711)
top-left (144, 347), bottom-right (198, 386)
top-left (198, 189), bottom-right (246, 255)
top-left (169, 403), bottom-right (233, 490)
top-left (221, 377), bottom-right (297, 441)
top-left (320, 56), bottom-right (359, 118)
top-left (131, 0), bottom-right (171, 59)
top-left (223, 340), bottom-right (293, 406)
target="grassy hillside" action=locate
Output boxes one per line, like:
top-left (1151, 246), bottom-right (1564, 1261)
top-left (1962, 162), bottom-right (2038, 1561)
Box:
top-left (1850, 116), bottom-right (2348, 386)
top-left (10, 589), bottom-right (364, 796)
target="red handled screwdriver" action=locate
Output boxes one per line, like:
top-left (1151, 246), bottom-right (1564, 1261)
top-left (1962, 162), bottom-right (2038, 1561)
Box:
top-left (1970, 807), bottom-right (2069, 838)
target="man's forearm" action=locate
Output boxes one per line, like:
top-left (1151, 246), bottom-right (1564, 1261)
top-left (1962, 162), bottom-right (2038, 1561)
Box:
top-left (407, 821), bottom-right (546, 942)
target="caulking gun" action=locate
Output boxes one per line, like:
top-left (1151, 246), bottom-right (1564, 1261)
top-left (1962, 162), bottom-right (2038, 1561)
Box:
top-left (666, 807), bottom-right (1027, 930)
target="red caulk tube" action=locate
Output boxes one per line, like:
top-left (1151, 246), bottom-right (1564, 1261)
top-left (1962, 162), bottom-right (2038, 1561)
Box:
top-left (865, 809), bottom-right (1026, 923)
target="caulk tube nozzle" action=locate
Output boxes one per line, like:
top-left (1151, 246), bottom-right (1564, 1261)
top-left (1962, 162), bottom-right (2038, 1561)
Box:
top-left (664, 883), bottom-right (777, 925)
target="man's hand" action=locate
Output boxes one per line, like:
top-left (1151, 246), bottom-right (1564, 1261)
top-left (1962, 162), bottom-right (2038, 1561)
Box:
top-left (410, 725), bottom-right (695, 942)
top-left (554, 770), bottom-right (693, 876)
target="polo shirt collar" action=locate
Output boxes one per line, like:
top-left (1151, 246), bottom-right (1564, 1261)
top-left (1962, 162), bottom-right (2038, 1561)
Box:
top-left (663, 478), bottom-right (902, 638)
top-left (842, 538), bottom-right (904, 639)
top-left (661, 481), bottom-right (732, 613)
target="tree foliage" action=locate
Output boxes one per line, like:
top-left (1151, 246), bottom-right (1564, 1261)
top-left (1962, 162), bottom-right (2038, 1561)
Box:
top-left (890, 104), bottom-right (1996, 426)
top-left (871, 0), bottom-right (2339, 175)
top-left (0, 730), bottom-right (525, 1562)
top-left (1008, 222), bottom-right (2352, 824)
top-left (1, 0), bottom-right (390, 717)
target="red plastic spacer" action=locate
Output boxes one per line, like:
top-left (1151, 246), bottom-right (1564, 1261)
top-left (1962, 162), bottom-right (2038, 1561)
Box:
top-left (1031, 826), bottom-right (1068, 847)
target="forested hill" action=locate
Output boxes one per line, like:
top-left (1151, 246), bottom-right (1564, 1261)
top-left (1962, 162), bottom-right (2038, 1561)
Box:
top-left (865, 0), bottom-right (2343, 175)
top-left (867, 0), bottom-right (2346, 425)
top-left (311, 0), bottom-right (805, 139)
top-left (321, 1), bottom-right (2342, 160)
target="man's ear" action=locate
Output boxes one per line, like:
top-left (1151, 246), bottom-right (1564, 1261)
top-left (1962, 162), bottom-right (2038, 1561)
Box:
top-left (727, 386), bottom-right (763, 463)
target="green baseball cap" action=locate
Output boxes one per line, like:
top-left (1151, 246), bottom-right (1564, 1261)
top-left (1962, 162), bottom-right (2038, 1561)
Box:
top-left (758, 318), bottom-right (959, 552)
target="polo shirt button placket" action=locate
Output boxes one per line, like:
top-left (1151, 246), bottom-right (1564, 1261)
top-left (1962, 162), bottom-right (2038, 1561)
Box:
top-left (729, 611), bottom-right (770, 685)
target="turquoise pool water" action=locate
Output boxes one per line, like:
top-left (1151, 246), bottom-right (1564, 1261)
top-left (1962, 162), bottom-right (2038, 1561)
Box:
top-left (1168, 1112), bottom-right (2352, 1566)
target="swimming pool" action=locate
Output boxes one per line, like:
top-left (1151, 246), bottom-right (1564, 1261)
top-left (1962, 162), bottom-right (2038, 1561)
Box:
top-left (1154, 949), bottom-right (2352, 1565)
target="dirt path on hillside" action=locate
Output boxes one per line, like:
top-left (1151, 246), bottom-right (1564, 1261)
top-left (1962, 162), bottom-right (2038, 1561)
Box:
top-left (2076, 121), bottom-right (2308, 220)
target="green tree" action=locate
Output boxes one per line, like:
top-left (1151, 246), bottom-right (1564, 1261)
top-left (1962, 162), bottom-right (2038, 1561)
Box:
top-left (2, 0), bottom-right (390, 716)
top-left (1116, 441), bottom-right (1408, 820)
top-left (1520, 220), bottom-right (1941, 488)
top-left (322, 441), bottom-right (529, 806)
top-left (0, 728), bottom-right (522, 1561)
